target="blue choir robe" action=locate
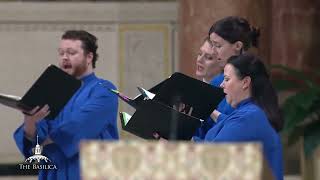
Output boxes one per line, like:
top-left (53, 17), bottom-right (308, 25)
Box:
top-left (204, 98), bottom-right (283, 180)
top-left (193, 73), bottom-right (234, 139)
top-left (14, 73), bottom-right (119, 180)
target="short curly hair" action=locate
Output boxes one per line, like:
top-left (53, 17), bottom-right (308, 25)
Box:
top-left (62, 30), bottom-right (99, 68)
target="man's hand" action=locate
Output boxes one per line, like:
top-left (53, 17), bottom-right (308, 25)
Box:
top-left (23, 105), bottom-right (50, 140)
top-left (42, 137), bottom-right (54, 146)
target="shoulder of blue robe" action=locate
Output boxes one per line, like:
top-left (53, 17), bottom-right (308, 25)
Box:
top-left (210, 103), bottom-right (283, 180)
top-left (203, 101), bottom-right (283, 180)
top-left (49, 78), bottom-right (119, 158)
top-left (205, 103), bottom-right (269, 142)
top-left (210, 73), bottom-right (224, 87)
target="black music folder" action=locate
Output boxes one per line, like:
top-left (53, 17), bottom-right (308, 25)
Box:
top-left (112, 72), bottom-right (225, 118)
top-left (0, 65), bottom-right (81, 119)
top-left (153, 72), bottom-right (225, 120)
top-left (118, 72), bottom-right (226, 140)
top-left (120, 100), bottom-right (202, 140)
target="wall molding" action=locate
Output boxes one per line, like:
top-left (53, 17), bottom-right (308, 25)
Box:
top-left (0, 2), bottom-right (177, 23)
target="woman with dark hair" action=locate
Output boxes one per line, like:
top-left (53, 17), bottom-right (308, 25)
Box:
top-left (205, 53), bottom-right (283, 180)
top-left (209, 16), bottom-right (260, 121)
top-left (194, 16), bottom-right (260, 139)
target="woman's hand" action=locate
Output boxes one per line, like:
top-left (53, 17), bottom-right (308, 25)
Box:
top-left (152, 132), bottom-right (167, 141)
top-left (152, 103), bottom-right (193, 141)
top-left (173, 103), bottom-right (193, 116)
top-left (210, 109), bottom-right (221, 122)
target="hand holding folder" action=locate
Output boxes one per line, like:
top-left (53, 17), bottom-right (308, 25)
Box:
top-left (0, 65), bottom-right (81, 119)
top-left (153, 72), bottom-right (225, 120)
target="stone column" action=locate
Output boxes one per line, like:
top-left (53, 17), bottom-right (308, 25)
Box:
top-left (271, 0), bottom-right (320, 71)
top-left (178, 0), bottom-right (271, 77)
top-left (271, 1), bottom-right (320, 179)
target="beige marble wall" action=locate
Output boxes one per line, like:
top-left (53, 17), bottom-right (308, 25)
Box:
top-left (0, 2), bottom-right (177, 163)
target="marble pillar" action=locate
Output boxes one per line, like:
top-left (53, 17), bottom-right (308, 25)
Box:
top-left (271, 1), bottom-right (320, 178)
top-left (271, 0), bottom-right (320, 71)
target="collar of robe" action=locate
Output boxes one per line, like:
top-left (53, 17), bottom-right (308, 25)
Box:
top-left (235, 97), bottom-right (252, 109)
top-left (80, 73), bottom-right (96, 84)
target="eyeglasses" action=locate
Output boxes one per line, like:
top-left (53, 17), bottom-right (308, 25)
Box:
top-left (57, 49), bottom-right (78, 57)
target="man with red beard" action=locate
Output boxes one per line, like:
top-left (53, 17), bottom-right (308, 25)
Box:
top-left (14, 30), bottom-right (119, 180)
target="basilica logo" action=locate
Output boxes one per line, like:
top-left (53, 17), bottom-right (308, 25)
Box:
top-left (18, 135), bottom-right (57, 170)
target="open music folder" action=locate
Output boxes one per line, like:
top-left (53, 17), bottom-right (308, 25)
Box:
top-left (112, 72), bottom-right (225, 117)
top-left (118, 72), bottom-right (226, 140)
top-left (120, 100), bottom-right (202, 140)
top-left (109, 80), bottom-right (165, 109)
top-left (153, 72), bottom-right (225, 120)
top-left (0, 65), bottom-right (81, 119)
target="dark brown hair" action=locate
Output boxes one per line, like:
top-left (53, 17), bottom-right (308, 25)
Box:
top-left (62, 30), bottom-right (99, 68)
